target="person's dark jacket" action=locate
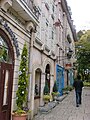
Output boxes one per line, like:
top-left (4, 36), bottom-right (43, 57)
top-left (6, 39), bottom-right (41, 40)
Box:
top-left (73, 80), bottom-right (83, 92)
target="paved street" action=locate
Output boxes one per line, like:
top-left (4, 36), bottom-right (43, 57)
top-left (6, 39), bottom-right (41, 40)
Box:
top-left (33, 88), bottom-right (90, 120)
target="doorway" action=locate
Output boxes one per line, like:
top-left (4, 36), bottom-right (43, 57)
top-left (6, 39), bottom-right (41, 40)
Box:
top-left (0, 63), bottom-right (14, 120)
top-left (34, 68), bottom-right (41, 115)
top-left (45, 64), bottom-right (50, 93)
top-left (0, 29), bottom-right (14, 120)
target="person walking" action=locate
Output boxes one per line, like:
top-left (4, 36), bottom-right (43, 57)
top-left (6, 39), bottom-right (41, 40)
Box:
top-left (73, 74), bottom-right (84, 107)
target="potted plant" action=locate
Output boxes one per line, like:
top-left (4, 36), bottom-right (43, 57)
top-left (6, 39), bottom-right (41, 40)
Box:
top-left (43, 82), bottom-right (51, 104)
top-left (12, 43), bottom-right (30, 120)
top-left (62, 86), bottom-right (74, 95)
top-left (43, 94), bottom-right (51, 104)
top-left (52, 92), bottom-right (59, 97)
top-left (52, 81), bottom-right (59, 100)
top-left (12, 108), bottom-right (28, 120)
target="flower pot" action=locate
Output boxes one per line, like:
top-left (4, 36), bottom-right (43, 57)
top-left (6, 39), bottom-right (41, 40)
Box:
top-left (12, 113), bottom-right (27, 120)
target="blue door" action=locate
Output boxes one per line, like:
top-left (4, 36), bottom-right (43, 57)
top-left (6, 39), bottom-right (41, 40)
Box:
top-left (56, 64), bottom-right (64, 96)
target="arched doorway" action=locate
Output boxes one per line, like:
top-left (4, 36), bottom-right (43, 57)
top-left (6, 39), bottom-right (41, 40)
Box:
top-left (34, 68), bottom-right (41, 115)
top-left (0, 29), bottom-right (14, 120)
top-left (45, 64), bottom-right (50, 93)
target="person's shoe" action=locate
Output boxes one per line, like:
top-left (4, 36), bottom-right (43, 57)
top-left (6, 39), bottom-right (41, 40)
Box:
top-left (76, 104), bottom-right (79, 107)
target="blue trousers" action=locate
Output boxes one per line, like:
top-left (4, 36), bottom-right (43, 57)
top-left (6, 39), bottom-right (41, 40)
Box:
top-left (75, 91), bottom-right (82, 105)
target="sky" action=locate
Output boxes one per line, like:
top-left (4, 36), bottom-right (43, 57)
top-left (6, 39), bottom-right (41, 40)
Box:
top-left (66, 0), bottom-right (90, 32)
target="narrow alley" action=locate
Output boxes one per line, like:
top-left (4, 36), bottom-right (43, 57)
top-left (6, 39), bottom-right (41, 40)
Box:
top-left (33, 88), bottom-right (90, 120)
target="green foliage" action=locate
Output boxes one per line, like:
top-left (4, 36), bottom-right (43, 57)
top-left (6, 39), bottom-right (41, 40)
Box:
top-left (43, 95), bottom-right (51, 101)
top-left (75, 30), bottom-right (90, 78)
top-left (51, 92), bottom-right (59, 96)
top-left (2, 47), bottom-right (7, 61)
top-left (53, 81), bottom-right (58, 92)
top-left (83, 81), bottom-right (90, 87)
top-left (77, 30), bottom-right (84, 40)
top-left (51, 81), bottom-right (59, 100)
top-left (13, 108), bottom-right (26, 115)
top-left (62, 86), bottom-right (74, 91)
top-left (16, 43), bottom-right (29, 110)
top-left (0, 46), bottom-right (8, 62)
top-left (13, 107), bottom-right (31, 115)
top-left (43, 82), bottom-right (49, 95)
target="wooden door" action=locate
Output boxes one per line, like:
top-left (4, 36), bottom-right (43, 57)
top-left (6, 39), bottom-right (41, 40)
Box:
top-left (0, 62), bottom-right (13, 120)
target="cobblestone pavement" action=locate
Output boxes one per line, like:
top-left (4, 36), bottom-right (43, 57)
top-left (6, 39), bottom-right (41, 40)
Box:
top-left (33, 87), bottom-right (90, 120)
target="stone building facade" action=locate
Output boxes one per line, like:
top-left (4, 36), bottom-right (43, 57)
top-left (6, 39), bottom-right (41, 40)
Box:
top-left (0, 0), bottom-right (76, 120)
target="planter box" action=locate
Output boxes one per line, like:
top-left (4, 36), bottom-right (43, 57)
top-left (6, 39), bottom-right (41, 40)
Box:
top-left (12, 113), bottom-right (27, 120)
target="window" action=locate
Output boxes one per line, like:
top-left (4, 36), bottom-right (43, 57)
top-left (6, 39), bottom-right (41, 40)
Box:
top-left (3, 70), bottom-right (9, 105)
top-left (0, 36), bottom-right (9, 62)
